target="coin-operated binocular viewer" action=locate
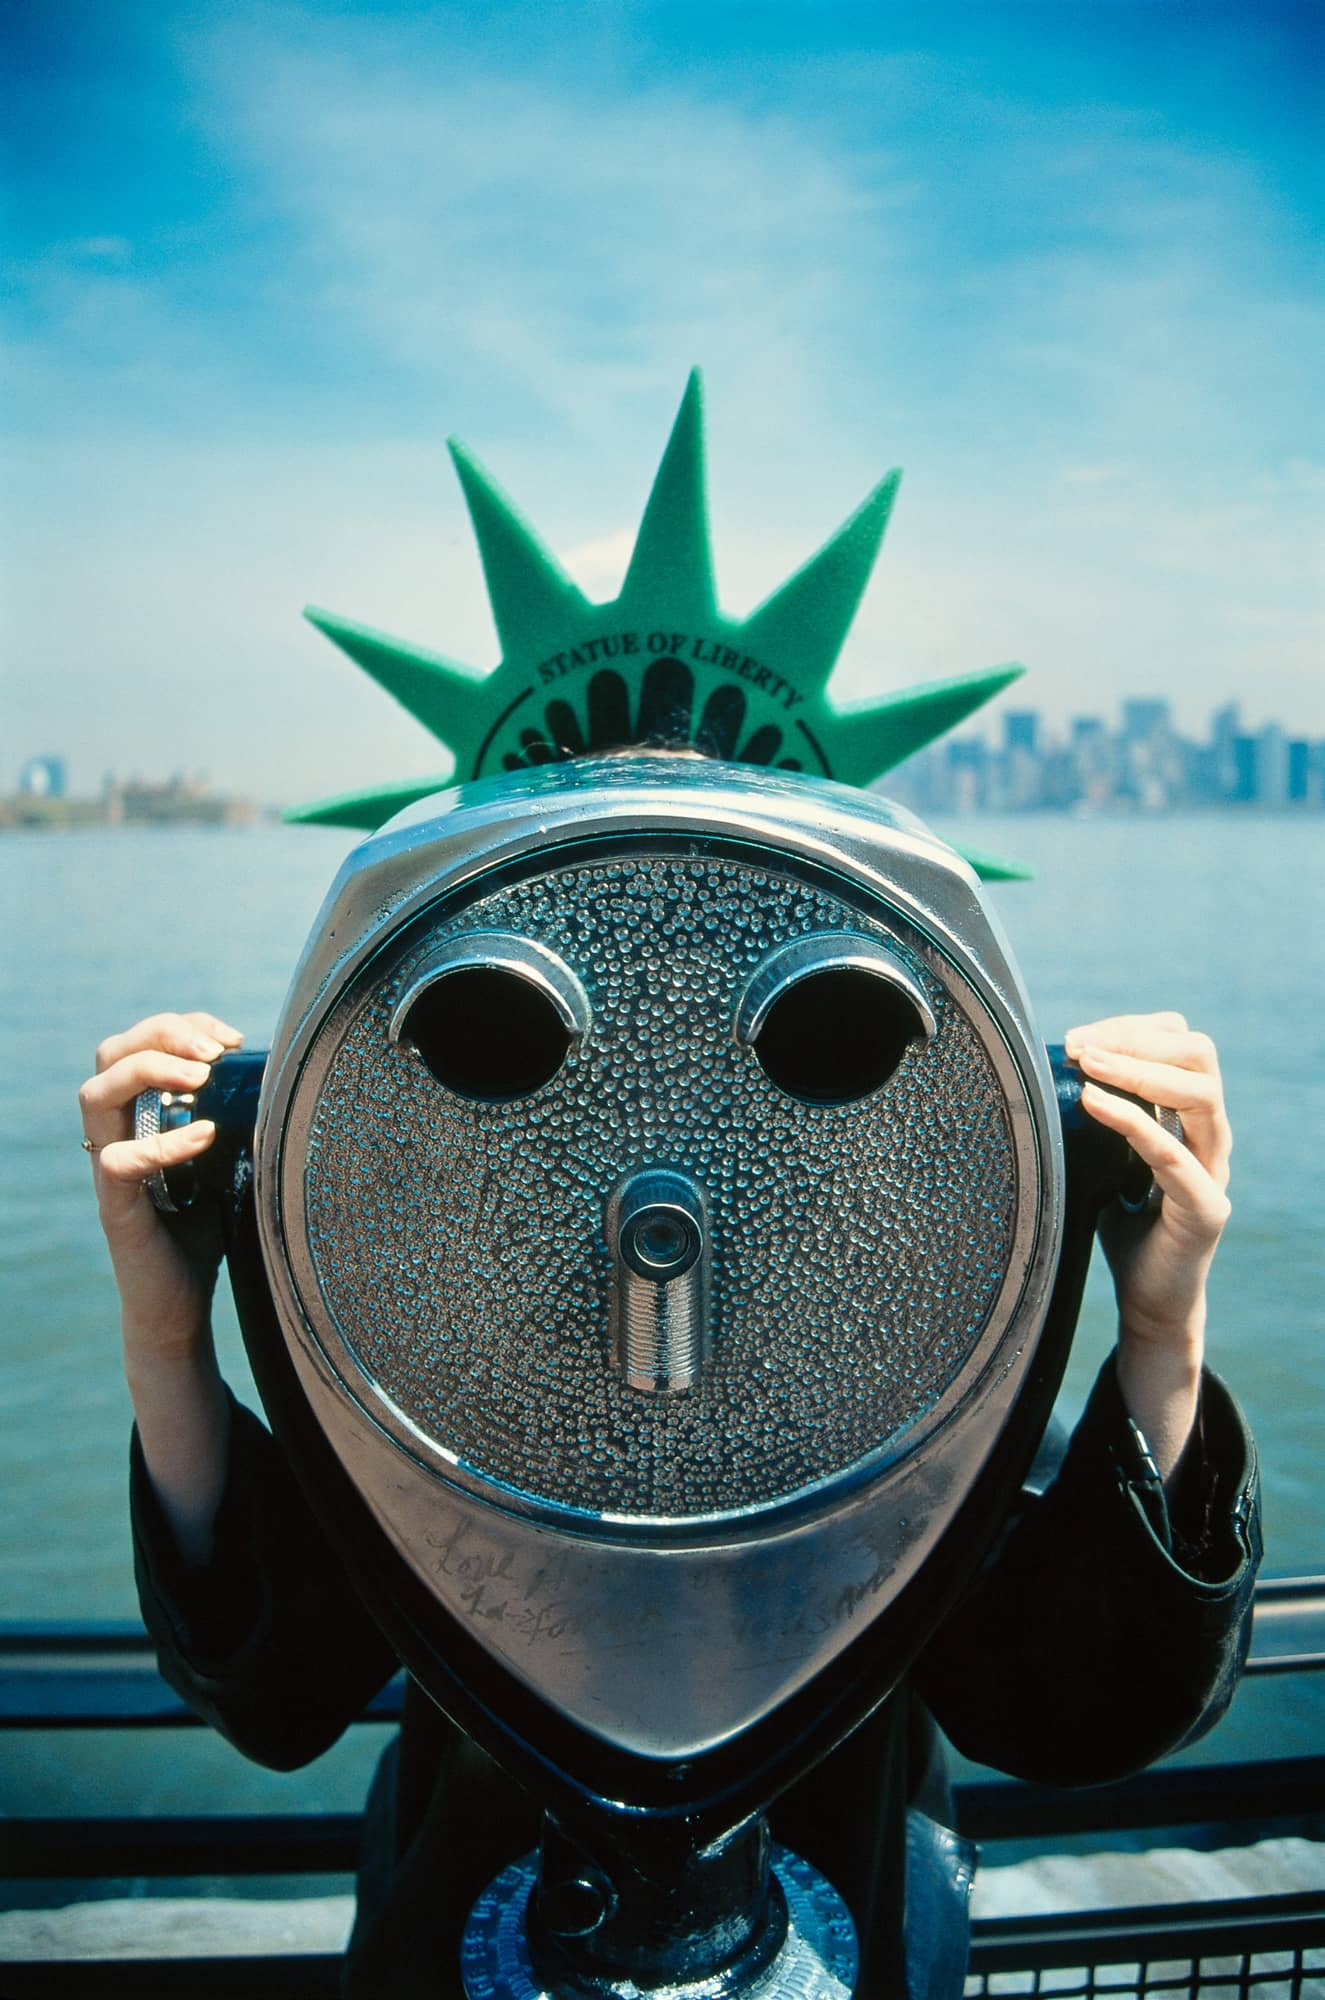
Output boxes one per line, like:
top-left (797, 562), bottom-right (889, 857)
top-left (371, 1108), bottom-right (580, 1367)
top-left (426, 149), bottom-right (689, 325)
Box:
top-left (142, 379), bottom-right (1165, 1997)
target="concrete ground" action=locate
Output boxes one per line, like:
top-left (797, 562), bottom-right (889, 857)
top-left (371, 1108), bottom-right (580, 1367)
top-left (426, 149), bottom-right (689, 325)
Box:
top-left (0, 1838), bottom-right (1320, 1960)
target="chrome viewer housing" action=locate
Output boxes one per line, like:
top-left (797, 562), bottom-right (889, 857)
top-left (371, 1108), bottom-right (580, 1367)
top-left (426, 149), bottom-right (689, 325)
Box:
top-left (253, 755), bottom-right (1065, 1760)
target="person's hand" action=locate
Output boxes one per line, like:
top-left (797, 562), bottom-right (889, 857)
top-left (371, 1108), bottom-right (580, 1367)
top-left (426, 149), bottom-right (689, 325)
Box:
top-left (78, 1011), bottom-right (243, 1362)
top-left (1064, 1012), bottom-right (1232, 1480)
top-left (78, 1012), bottom-right (243, 1562)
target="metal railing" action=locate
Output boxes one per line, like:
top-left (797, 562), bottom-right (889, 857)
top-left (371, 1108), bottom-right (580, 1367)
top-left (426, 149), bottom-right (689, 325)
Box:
top-left (2, 1576), bottom-right (1322, 1989)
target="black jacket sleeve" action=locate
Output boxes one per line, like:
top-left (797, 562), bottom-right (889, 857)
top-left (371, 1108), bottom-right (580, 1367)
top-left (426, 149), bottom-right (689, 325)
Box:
top-left (131, 1393), bottom-right (397, 1770)
top-left (915, 1357), bottom-right (1261, 1787)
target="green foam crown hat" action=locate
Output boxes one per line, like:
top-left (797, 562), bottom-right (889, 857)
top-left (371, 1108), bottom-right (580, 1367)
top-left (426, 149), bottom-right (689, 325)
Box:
top-left (291, 371), bottom-right (1028, 881)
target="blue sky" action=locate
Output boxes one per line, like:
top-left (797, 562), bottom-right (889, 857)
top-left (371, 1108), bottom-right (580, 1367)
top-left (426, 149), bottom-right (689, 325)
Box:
top-left (4, 0), bottom-right (1322, 798)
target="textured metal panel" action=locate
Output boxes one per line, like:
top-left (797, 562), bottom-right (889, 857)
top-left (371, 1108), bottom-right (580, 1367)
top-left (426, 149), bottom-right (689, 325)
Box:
top-left (288, 850), bottom-right (1017, 1521)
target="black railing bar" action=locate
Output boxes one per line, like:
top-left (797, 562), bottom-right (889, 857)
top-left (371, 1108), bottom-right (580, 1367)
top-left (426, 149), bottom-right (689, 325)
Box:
top-left (1252, 1591), bottom-right (1325, 1629)
top-left (0, 1674), bottom-right (408, 1730)
top-left (1255, 1596), bottom-right (1325, 1623)
top-left (956, 1754), bottom-right (1325, 1841)
top-left (5, 1759), bottom-right (1323, 1881)
top-left (1, 1659), bottom-right (1321, 1736)
top-left (0, 1813), bottom-right (362, 1880)
top-left (2, 1573), bottom-right (1318, 1647)
top-left (968, 1888), bottom-right (1325, 1969)
top-left (1243, 1650), bottom-right (1325, 1675)
top-left (3, 1605), bottom-right (1319, 1682)
top-left (0, 1957), bottom-right (343, 1998)
top-left (0, 1624), bottom-right (156, 1653)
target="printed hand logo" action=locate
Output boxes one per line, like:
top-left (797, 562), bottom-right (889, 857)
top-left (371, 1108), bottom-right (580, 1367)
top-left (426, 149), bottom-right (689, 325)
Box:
top-left (500, 658), bottom-right (805, 775)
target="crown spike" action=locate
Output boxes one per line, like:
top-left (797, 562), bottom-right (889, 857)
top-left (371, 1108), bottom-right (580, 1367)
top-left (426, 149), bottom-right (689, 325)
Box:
top-left (448, 439), bottom-right (589, 662)
top-left (284, 773), bottom-right (453, 830)
top-left (741, 471), bottom-right (901, 697)
top-left (824, 663), bottom-right (1025, 787)
top-left (949, 841), bottom-right (1034, 883)
top-left (289, 379), bottom-right (1033, 862)
top-left (304, 607), bottom-right (485, 748)
top-left (619, 369), bottom-right (715, 620)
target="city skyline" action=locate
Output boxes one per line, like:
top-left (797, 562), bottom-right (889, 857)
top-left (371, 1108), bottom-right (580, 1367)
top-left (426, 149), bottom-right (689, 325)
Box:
top-left (10, 690), bottom-right (1324, 822)
top-left (888, 694), bottom-right (1325, 816)
top-left (9, 670), bottom-right (1322, 808)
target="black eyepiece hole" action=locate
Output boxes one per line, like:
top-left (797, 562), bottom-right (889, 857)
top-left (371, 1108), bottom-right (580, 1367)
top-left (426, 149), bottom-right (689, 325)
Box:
top-left (752, 968), bottom-right (925, 1104)
top-left (402, 967), bottom-right (573, 1101)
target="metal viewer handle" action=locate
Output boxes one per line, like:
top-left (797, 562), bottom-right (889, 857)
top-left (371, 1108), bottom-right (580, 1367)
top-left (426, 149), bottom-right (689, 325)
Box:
top-left (606, 1169), bottom-right (710, 1393)
top-left (1049, 1043), bottom-right (1183, 1216)
top-left (134, 1049), bottom-right (267, 1215)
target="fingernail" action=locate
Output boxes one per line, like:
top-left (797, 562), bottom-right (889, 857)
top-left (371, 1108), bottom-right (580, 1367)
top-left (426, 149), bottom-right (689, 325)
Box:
top-left (184, 1059), bottom-right (212, 1083)
top-left (1080, 1043), bottom-right (1113, 1064)
top-left (195, 1037), bottom-right (226, 1060)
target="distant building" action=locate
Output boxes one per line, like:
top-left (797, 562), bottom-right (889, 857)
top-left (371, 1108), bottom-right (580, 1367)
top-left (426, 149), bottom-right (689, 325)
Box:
top-left (101, 773), bottom-right (258, 827)
top-left (19, 756), bottom-right (66, 799)
top-left (1287, 740), bottom-right (1325, 806)
top-left (1251, 725), bottom-right (1290, 808)
top-left (1003, 712), bottom-right (1040, 755)
top-left (1120, 698), bottom-right (1171, 742)
top-left (1210, 703), bottom-right (1243, 800)
top-left (998, 711), bottom-right (1042, 809)
top-left (1229, 736), bottom-right (1257, 803)
top-left (948, 738), bottom-right (988, 811)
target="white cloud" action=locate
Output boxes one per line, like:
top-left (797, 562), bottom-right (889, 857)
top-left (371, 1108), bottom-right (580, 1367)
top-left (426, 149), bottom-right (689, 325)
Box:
top-left (1059, 464), bottom-right (1130, 488)
top-left (560, 529), bottom-right (634, 597)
